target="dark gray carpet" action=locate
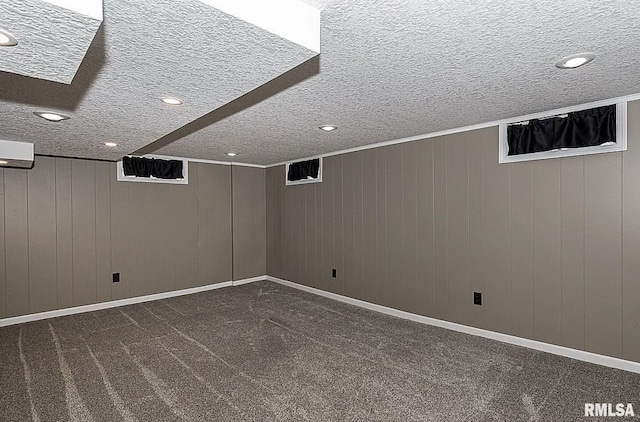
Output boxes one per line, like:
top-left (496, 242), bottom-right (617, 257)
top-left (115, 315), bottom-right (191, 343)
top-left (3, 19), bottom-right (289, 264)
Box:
top-left (1, 281), bottom-right (638, 421)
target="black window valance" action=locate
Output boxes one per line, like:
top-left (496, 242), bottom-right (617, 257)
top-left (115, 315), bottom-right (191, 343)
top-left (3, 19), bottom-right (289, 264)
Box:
top-left (122, 156), bottom-right (183, 179)
top-left (287, 158), bottom-right (320, 182)
top-left (507, 105), bottom-right (616, 156)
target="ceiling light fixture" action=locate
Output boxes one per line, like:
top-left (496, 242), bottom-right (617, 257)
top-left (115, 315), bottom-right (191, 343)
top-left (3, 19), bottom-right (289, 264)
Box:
top-left (104, 142), bottom-right (118, 147)
top-left (226, 152), bottom-right (238, 157)
top-left (0, 29), bottom-right (18, 47)
top-left (319, 125), bottom-right (337, 132)
top-left (555, 52), bottom-right (596, 69)
top-left (161, 97), bottom-right (183, 105)
top-left (34, 112), bottom-right (70, 122)
top-left (0, 160), bottom-right (8, 165)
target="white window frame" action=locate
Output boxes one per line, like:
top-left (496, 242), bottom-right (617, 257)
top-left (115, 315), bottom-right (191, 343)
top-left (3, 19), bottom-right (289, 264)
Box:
top-left (116, 157), bottom-right (189, 185)
top-left (499, 101), bottom-right (627, 164)
top-left (285, 157), bottom-right (323, 186)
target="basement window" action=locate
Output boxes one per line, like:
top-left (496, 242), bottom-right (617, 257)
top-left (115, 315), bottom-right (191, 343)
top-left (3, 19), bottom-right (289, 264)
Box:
top-left (117, 156), bottom-right (188, 184)
top-left (499, 102), bottom-right (627, 163)
top-left (286, 157), bottom-right (322, 185)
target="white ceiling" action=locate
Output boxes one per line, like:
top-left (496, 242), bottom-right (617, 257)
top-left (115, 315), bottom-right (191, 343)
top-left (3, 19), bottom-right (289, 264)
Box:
top-left (2, 0), bottom-right (640, 165)
top-left (0, 0), bottom-right (317, 160)
top-left (0, 0), bottom-right (102, 83)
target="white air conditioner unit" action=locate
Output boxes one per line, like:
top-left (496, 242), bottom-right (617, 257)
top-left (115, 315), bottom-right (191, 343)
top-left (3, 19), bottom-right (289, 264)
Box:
top-left (0, 140), bottom-right (35, 169)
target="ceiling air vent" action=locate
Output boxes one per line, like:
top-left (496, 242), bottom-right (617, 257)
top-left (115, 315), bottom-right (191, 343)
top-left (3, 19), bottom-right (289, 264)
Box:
top-left (499, 102), bottom-right (627, 163)
top-left (286, 157), bottom-right (322, 186)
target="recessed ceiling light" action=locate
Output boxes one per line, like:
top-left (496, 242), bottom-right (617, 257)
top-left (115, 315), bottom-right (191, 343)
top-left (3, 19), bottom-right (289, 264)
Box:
top-left (161, 97), bottom-right (183, 105)
top-left (104, 142), bottom-right (118, 147)
top-left (555, 52), bottom-right (596, 69)
top-left (0, 29), bottom-right (18, 47)
top-left (34, 112), bottom-right (70, 122)
top-left (0, 160), bottom-right (8, 165)
top-left (226, 152), bottom-right (238, 157)
top-left (319, 125), bottom-right (337, 132)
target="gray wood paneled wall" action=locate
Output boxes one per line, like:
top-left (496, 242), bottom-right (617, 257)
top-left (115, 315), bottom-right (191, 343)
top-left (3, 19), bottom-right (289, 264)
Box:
top-left (0, 159), bottom-right (266, 319)
top-left (232, 166), bottom-right (267, 280)
top-left (266, 99), bottom-right (640, 363)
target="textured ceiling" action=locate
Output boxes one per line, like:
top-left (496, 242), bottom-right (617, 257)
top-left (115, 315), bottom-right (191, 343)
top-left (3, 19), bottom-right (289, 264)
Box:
top-left (157, 0), bottom-right (640, 165)
top-left (0, 0), bottom-right (317, 160)
top-left (0, 0), bottom-right (102, 83)
top-left (2, 0), bottom-right (640, 165)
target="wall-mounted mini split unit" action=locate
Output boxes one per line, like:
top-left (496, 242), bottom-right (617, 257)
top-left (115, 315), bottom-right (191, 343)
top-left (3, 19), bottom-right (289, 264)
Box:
top-left (0, 140), bottom-right (35, 169)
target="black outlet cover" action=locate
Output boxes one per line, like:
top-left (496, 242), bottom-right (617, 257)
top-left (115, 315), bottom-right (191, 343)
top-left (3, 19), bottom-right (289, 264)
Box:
top-left (113, 273), bottom-right (120, 283)
top-left (332, 269), bottom-right (337, 278)
top-left (473, 292), bottom-right (482, 306)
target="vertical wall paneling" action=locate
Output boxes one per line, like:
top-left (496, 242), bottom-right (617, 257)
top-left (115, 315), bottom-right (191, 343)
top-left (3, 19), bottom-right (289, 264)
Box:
top-left (532, 160), bottom-right (562, 344)
top-left (127, 180), bottom-right (147, 297)
top-left (333, 156), bottom-right (345, 296)
top-left (386, 144), bottom-right (404, 309)
top-left (232, 166), bottom-right (267, 280)
top-left (433, 138), bottom-right (448, 320)
top-left (402, 143), bottom-right (418, 315)
top-left (266, 102), bottom-right (640, 363)
top-left (143, 183), bottom-right (168, 294)
top-left (322, 157), bottom-right (335, 289)
top-left (375, 149), bottom-right (387, 306)
top-left (109, 162), bottom-right (131, 300)
top-left (95, 161), bottom-right (112, 302)
top-left (351, 153), bottom-right (364, 300)
top-left (584, 153), bottom-right (623, 358)
top-left (342, 153), bottom-right (355, 298)
top-left (27, 157), bottom-right (58, 313)
top-left (467, 134), bottom-right (484, 327)
top-left (4, 169), bottom-right (29, 316)
top-left (305, 179), bottom-right (318, 289)
top-left (509, 161), bottom-right (534, 339)
top-left (198, 164), bottom-right (231, 286)
top-left (622, 101), bottom-right (640, 362)
top-left (446, 134), bottom-right (470, 325)
top-left (415, 141), bottom-right (435, 318)
top-left (0, 169), bottom-right (6, 318)
top-left (481, 127), bottom-right (512, 334)
top-left (71, 160), bottom-right (97, 306)
top-left (56, 159), bottom-right (74, 308)
top-left (560, 156), bottom-right (586, 350)
top-left (361, 149), bottom-right (378, 304)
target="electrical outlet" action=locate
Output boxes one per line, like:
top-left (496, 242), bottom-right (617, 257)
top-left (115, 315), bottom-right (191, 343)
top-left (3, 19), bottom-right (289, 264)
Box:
top-left (473, 292), bottom-right (482, 306)
top-left (113, 273), bottom-right (120, 283)
top-left (332, 269), bottom-right (337, 278)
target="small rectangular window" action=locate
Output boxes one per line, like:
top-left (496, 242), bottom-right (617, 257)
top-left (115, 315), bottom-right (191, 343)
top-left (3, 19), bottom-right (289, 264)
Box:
top-left (499, 102), bottom-right (627, 163)
top-left (117, 156), bottom-right (188, 184)
top-left (285, 157), bottom-right (322, 185)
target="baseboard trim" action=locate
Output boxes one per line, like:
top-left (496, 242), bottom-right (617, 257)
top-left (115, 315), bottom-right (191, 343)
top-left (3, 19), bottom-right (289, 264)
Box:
top-left (232, 275), bottom-right (267, 286)
top-left (0, 276), bottom-right (265, 328)
top-left (266, 276), bottom-right (640, 374)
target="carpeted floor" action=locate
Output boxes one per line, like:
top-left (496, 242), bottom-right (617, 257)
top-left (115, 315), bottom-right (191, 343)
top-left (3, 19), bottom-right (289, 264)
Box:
top-left (0, 281), bottom-right (638, 421)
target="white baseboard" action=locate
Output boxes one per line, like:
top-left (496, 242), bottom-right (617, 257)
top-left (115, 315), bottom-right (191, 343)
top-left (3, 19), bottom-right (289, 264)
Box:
top-left (0, 275), bottom-right (266, 328)
top-left (266, 276), bottom-right (640, 374)
top-left (232, 275), bottom-right (267, 286)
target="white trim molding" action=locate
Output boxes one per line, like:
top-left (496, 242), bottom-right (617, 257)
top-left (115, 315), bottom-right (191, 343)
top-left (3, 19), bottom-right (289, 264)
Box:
top-left (266, 276), bottom-right (640, 374)
top-left (266, 92), bottom-right (640, 168)
top-left (0, 276), bottom-right (266, 328)
top-left (232, 275), bottom-right (267, 286)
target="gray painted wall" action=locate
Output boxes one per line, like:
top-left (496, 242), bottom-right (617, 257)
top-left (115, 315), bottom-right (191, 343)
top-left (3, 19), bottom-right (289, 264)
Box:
top-left (232, 166), bottom-right (267, 280)
top-left (0, 158), bottom-right (266, 318)
top-left (266, 99), bottom-right (640, 363)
